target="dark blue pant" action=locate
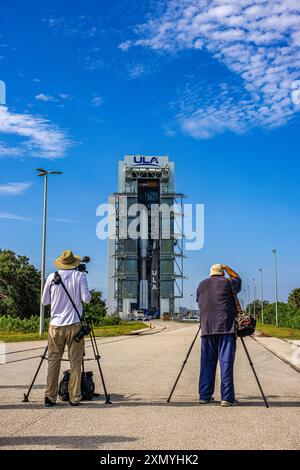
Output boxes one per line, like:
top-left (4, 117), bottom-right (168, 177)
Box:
top-left (199, 334), bottom-right (236, 403)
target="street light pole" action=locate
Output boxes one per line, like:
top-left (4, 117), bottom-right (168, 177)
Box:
top-left (247, 285), bottom-right (250, 315)
top-left (37, 169), bottom-right (62, 335)
top-left (252, 278), bottom-right (256, 319)
top-left (272, 249), bottom-right (279, 327)
top-left (40, 173), bottom-right (48, 335)
top-left (243, 288), bottom-right (247, 312)
top-left (259, 268), bottom-right (264, 324)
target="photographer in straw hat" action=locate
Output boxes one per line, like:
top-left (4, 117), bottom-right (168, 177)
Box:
top-left (196, 264), bottom-right (241, 407)
top-left (42, 250), bottom-right (91, 407)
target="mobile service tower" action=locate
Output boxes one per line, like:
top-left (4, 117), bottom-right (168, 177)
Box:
top-left (108, 155), bottom-right (185, 319)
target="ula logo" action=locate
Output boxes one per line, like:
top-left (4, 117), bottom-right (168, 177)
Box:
top-left (134, 156), bottom-right (159, 166)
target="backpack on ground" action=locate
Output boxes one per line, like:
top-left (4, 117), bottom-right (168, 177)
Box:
top-left (59, 369), bottom-right (95, 401)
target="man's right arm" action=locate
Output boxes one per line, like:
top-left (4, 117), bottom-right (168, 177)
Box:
top-left (223, 265), bottom-right (242, 293)
top-left (223, 265), bottom-right (240, 279)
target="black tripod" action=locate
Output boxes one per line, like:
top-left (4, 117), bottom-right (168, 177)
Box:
top-left (167, 325), bottom-right (269, 408)
top-left (23, 324), bottom-right (111, 404)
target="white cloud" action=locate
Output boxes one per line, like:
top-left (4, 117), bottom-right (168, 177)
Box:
top-left (59, 93), bottom-right (72, 100)
top-left (35, 92), bottom-right (72, 103)
top-left (118, 41), bottom-right (131, 51)
top-left (49, 217), bottom-right (83, 223)
top-left (0, 142), bottom-right (23, 157)
top-left (127, 64), bottom-right (146, 79)
top-left (0, 181), bottom-right (32, 196)
top-left (0, 106), bottom-right (71, 159)
top-left (41, 16), bottom-right (98, 39)
top-left (0, 211), bottom-right (29, 221)
top-left (91, 95), bottom-right (103, 107)
top-left (35, 93), bottom-right (55, 102)
top-left (123, 0), bottom-right (300, 138)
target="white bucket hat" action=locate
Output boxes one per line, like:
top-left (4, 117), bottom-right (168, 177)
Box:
top-left (210, 264), bottom-right (224, 276)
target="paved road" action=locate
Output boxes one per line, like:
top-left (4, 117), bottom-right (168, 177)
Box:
top-left (0, 321), bottom-right (300, 450)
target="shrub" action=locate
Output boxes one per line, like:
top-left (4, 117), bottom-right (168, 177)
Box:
top-left (93, 314), bottom-right (121, 327)
top-left (0, 315), bottom-right (50, 332)
top-left (0, 250), bottom-right (40, 318)
top-left (262, 302), bottom-right (300, 329)
top-left (83, 289), bottom-right (107, 324)
top-left (0, 313), bottom-right (121, 332)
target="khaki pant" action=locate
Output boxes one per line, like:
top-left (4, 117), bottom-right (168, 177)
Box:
top-left (46, 323), bottom-right (84, 403)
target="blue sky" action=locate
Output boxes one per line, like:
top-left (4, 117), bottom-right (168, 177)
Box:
top-left (0, 0), bottom-right (300, 307)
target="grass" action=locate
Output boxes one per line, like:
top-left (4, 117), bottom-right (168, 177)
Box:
top-left (0, 331), bottom-right (48, 342)
top-left (0, 321), bottom-right (148, 343)
top-left (256, 322), bottom-right (300, 340)
top-left (93, 322), bottom-right (148, 337)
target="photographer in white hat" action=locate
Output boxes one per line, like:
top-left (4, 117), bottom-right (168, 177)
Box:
top-left (196, 264), bottom-right (242, 406)
top-left (42, 250), bottom-right (91, 407)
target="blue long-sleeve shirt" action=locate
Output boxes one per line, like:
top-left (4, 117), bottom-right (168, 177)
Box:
top-left (196, 275), bottom-right (242, 336)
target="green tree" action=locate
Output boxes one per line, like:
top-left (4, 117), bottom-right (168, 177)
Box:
top-left (288, 288), bottom-right (300, 310)
top-left (246, 300), bottom-right (269, 320)
top-left (84, 289), bottom-right (107, 325)
top-left (0, 250), bottom-right (41, 318)
top-left (262, 302), bottom-right (300, 328)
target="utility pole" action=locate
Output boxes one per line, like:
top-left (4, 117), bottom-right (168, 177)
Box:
top-left (259, 268), bottom-right (264, 324)
top-left (252, 278), bottom-right (256, 319)
top-left (272, 249), bottom-right (279, 327)
top-left (247, 285), bottom-right (250, 315)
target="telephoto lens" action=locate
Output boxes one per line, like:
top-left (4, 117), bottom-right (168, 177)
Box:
top-left (74, 325), bottom-right (91, 343)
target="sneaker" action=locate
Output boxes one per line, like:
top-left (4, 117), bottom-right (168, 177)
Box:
top-left (44, 397), bottom-right (56, 408)
top-left (199, 397), bottom-right (215, 404)
top-left (221, 400), bottom-right (239, 407)
top-left (69, 401), bottom-right (80, 407)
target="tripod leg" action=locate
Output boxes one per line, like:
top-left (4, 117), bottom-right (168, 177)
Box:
top-left (167, 325), bottom-right (201, 403)
top-left (23, 346), bottom-right (48, 402)
top-left (89, 327), bottom-right (112, 404)
top-left (82, 349), bottom-right (85, 374)
top-left (240, 337), bottom-right (269, 408)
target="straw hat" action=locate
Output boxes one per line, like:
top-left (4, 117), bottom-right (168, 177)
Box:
top-left (54, 250), bottom-right (81, 270)
top-left (210, 264), bottom-right (224, 276)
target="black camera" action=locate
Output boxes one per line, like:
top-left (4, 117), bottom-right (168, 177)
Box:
top-left (76, 256), bottom-right (91, 273)
top-left (74, 324), bottom-right (91, 343)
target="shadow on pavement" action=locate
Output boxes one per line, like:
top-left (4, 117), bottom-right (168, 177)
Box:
top-left (0, 394), bottom-right (299, 409)
top-left (0, 384), bottom-right (44, 389)
top-left (0, 435), bottom-right (137, 449)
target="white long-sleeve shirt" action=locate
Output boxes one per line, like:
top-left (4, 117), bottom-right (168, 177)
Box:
top-left (42, 269), bottom-right (91, 326)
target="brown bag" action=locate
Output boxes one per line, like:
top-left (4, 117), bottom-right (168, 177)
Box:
top-left (229, 279), bottom-right (256, 337)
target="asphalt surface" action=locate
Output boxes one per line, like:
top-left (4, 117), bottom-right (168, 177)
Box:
top-left (0, 321), bottom-right (300, 450)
